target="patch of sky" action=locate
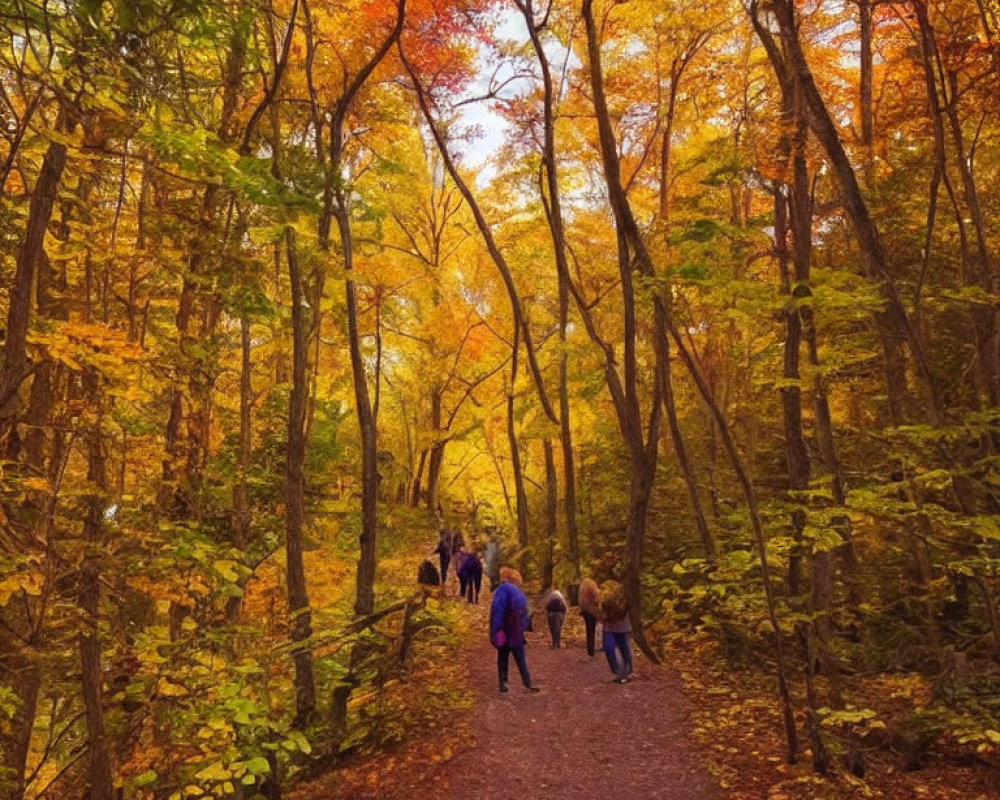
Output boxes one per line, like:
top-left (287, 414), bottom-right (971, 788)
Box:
top-left (456, 6), bottom-right (579, 188)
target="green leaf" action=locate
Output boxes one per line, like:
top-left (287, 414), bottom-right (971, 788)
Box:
top-left (244, 756), bottom-right (271, 776)
top-left (134, 770), bottom-right (158, 788)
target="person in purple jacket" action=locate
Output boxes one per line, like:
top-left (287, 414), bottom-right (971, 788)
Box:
top-left (458, 548), bottom-right (483, 603)
top-left (488, 567), bottom-right (540, 693)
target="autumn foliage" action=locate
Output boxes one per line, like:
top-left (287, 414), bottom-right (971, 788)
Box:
top-left (2, 0), bottom-right (1000, 798)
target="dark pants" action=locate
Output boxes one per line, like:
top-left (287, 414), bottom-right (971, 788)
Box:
top-left (497, 644), bottom-right (532, 688)
top-left (438, 555), bottom-right (450, 585)
top-left (458, 573), bottom-right (469, 598)
top-left (547, 611), bottom-right (565, 647)
top-left (465, 573), bottom-right (481, 603)
top-left (602, 631), bottom-right (633, 678)
top-left (582, 611), bottom-right (598, 656)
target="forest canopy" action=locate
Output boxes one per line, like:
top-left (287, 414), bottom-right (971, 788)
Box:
top-left (2, 0), bottom-right (999, 797)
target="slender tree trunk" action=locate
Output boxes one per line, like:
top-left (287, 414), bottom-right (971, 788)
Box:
top-left (913, 1), bottom-right (998, 407)
top-left (79, 368), bottom-right (114, 800)
top-left (972, 0), bottom-right (996, 39)
top-left (426, 441), bottom-right (446, 516)
top-left (654, 64), bottom-right (714, 560)
top-left (660, 337), bottom-right (714, 558)
top-left (507, 328), bottom-right (530, 573)
top-left (0, 656), bottom-right (41, 800)
top-left (777, 191), bottom-right (809, 598)
top-left (161, 185), bottom-right (215, 517)
top-left (587, 0), bottom-right (796, 756)
top-left (283, 227), bottom-right (316, 727)
top-left (761, 0), bottom-right (940, 426)
top-left (400, 45), bottom-right (557, 429)
top-left (559, 356), bottom-right (580, 579)
top-left (519, 1), bottom-right (579, 580)
top-left (543, 438), bottom-right (558, 589)
top-left (338, 195), bottom-right (379, 617)
top-left (424, 388), bottom-right (444, 512)
top-left (228, 305), bottom-right (253, 623)
top-left (581, 1), bottom-right (669, 664)
top-left (322, 3), bottom-right (406, 742)
top-left (411, 448), bottom-right (427, 507)
top-left (859, 0), bottom-right (874, 153)
top-left (324, 0), bottom-right (406, 621)
top-left (0, 135), bottom-right (68, 458)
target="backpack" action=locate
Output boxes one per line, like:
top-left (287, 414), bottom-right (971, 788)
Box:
top-left (600, 584), bottom-right (627, 622)
top-left (418, 559), bottom-right (440, 586)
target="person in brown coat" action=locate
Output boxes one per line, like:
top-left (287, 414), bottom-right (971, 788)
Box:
top-left (600, 581), bottom-right (633, 683)
top-left (578, 577), bottom-right (601, 657)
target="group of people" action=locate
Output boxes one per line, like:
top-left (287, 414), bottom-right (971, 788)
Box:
top-left (426, 526), bottom-right (634, 691)
top-left (488, 569), bottom-right (634, 693)
top-left (431, 526), bottom-right (484, 603)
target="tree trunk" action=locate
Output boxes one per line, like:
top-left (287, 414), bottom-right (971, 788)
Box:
top-left (662, 339), bottom-right (715, 559)
top-left (424, 388), bottom-right (444, 512)
top-left (0, 657), bottom-right (41, 800)
top-left (507, 330), bottom-right (530, 574)
top-left (913, 1), bottom-right (998, 407)
top-left (859, 0), bottom-right (874, 152)
top-left (160, 185), bottom-right (217, 517)
top-left (624, 450), bottom-right (659, 661)
top-left (228, 305), bottom-right (253, 623)
top-left (283, 227), bottom-right (316, 727)
top-left (79, 369), bottom-right (114, 800)
top-left (586, 0), bottom-right (796, 755)
top-left (336, 196), bottom-right (379, 617)
top-left (0, 136), bottom-right (68, 458)
top-left (520, 2), bottom-right (580, 581)
top-left (762, 0), bottom-right (940, 426)
top-left (411, 448), bottom-right (427, 507)
top-left (542, 438), bottom-right (558, 589)
top-left (654, 76), bottom-right (714, 560)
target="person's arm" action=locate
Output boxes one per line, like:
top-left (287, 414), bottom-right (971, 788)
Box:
top-left (489, 586), bottom-right (507, 635)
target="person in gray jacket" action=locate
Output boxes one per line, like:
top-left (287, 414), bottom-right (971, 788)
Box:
top-left (544, 588), bottom-right (567, 648)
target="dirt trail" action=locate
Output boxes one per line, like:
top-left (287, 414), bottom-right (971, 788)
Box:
top-left (292, 589), bottom-right (721, 800)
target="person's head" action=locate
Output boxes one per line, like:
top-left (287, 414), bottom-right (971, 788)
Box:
top-left (499, 566), bottom-right (522, 586)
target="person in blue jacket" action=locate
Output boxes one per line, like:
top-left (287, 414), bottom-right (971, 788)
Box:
top-left (488, 567), bottom-right (540, 694)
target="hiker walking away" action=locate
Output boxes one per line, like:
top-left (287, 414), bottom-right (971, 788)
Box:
top-left (544, 587), bottom-right (567, 648)
top-left (455, 545), bottom-right (470, 598)
top-left (459, 548), bottom-right (483, 603)
top-left (600, 581), bottom-right (633, 683)
top-left (489, 567), bottom-right (540, 693)
top-left (578, 577), bottom-right (601, 657)
top-left (432, 529), bottom-right (451, 587)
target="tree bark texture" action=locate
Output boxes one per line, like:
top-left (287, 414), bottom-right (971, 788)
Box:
top-left (1, 137), bottom-right (67, 458)
top-left (283, 227), bottom-right (316, 727)
top-left (79, 369), bottom-right (114, 800)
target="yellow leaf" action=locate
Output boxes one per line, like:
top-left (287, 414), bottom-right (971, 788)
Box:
top-left (156, 677), bottom-right (189, 697)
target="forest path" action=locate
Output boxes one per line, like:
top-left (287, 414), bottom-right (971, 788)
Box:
top-left (289, 584), bottom-right (721, 800)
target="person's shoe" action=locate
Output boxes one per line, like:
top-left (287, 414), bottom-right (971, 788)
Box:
top-left (526, 685), bottom-right (541, 693)
top-left (614, 676), bottom-right (628, 684)
top-left (499, 682), bottom-right (509, 693)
